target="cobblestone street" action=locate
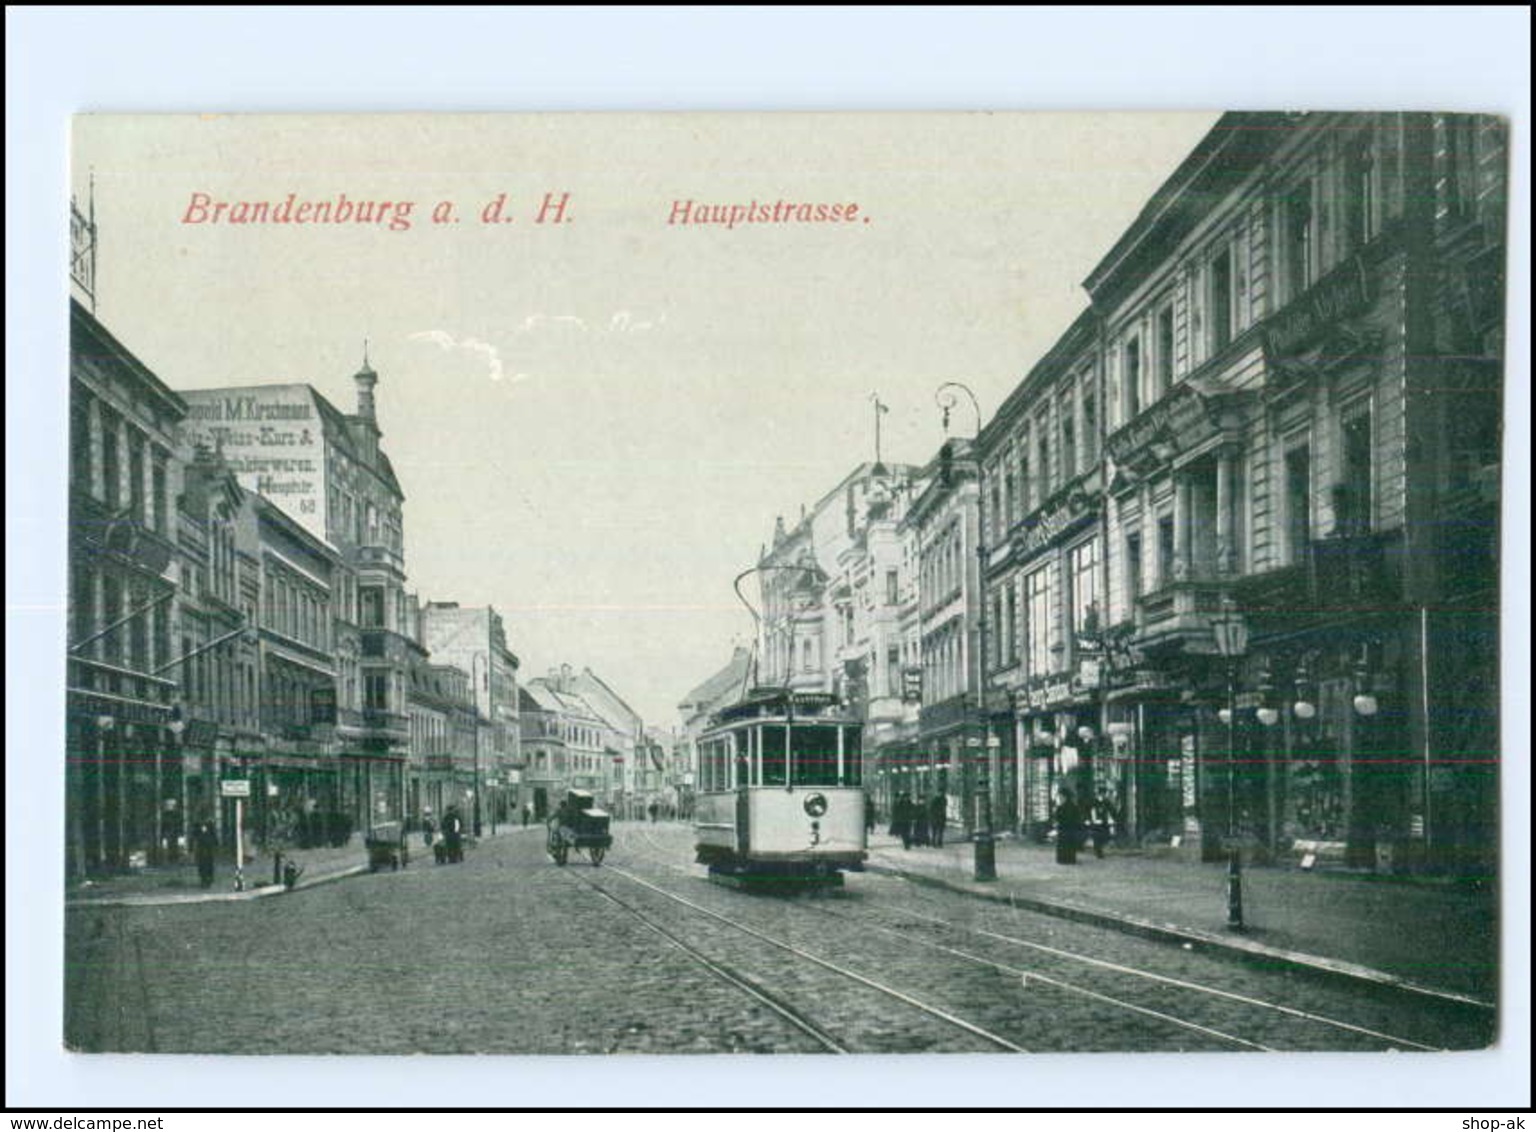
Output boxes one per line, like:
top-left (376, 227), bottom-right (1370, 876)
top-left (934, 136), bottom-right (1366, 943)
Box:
top-left (64, 822), bottom-right (1494, 1055)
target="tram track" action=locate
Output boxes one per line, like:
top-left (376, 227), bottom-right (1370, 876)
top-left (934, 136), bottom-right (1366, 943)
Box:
top-left (560, 866), bottom-right (849, 1053)
top-left (622, 824), bottom-right (1481, 1052)
top-left (558, 859), bottom-right (1029, 1053)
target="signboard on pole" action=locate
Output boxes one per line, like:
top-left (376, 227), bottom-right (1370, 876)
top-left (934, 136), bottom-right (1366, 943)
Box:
top-left (220, 779), bottom-right (251, 798)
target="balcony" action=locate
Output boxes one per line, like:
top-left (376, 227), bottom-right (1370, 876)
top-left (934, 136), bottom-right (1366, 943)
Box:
top-left (360, 627), bottom-right (412, 664)
top-left (1234, 531), bottom-right (1403, 631)
top-left (1132, 579), bottom-right (1231, 654)
top-left (353, 542), bottom-right (405, 575)
top-left (336, 706), bottom-right (410, 740)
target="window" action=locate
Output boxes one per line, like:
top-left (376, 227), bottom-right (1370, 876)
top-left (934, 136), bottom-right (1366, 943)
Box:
top-left (364, 671), bottom-right (389, 711)
top-left (1284, 182), bottom-right (1315, 301)
top-left (1339, 407), bottom-right (1373, 537)
top-left (100, 409), bottom-right (120, 510)
top-left (1209, 246), bottom-right (1233, 353)
top-left (360, 586), bottom-right (385, 628)
top-left (886, 646), bottom-right (900, 698)
top-left (1285, 444), bottom-right (1312, 564)
top-left (1155, 306), bottom-right (1175, 398)
top-left (1060, 392), bottom-right (1077, 481)
top-left (150, 445), bottom-right (167, 534)
top-left (802, 637), bottom-right (813, 672)
top-left (1123, 337), bottom-right (1142, 422)
top-left (1005, 583), bottom-right (1018, 663)
top-left (71, 395), bottom-right (93, 496)
top-left (73, 569), bottom-right (95, 654)
top-left (1019, 449), bottom-right (1032, 516)
top-left (1070, 539), bottom-right (1101, 634)
top-left (127, 430), bottom-right (146, 526)
top-left (1157, 515), bottom-right (1176, 588)
top-left (1443, 114), bottom-right (1478, 220)
top-left (1081, 384), bottom-right (1099, 467)
top-left (885, 568), bottom-right (899, 606)
top-left (1025, 566), bottom-right (1052, 678)
top-left (1345, 135), bottom-right (1377, 249)
top-left (1036, 414), bottom-right (1052, 499)
top-left (1125, 531), bottom-right (1144, 604)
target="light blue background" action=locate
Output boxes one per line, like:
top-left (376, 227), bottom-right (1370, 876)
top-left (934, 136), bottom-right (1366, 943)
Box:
top-left (8, 5), bottom-right (1530, 1112)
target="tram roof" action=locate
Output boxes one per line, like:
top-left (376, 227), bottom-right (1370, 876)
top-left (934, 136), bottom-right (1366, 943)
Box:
top-left (708, 688), bottom-right (855, 726)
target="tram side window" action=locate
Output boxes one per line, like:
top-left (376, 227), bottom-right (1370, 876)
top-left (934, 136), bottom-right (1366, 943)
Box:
top-left (793, 725), bottom-right (840, 787)
top-left (761, 726), bottom-right (787, 786)
top-left (843, 727), bottom-right (862, 787)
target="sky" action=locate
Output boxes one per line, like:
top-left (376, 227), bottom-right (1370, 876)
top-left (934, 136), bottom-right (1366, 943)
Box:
top-left (70, 111), bottom-right (1220, 725)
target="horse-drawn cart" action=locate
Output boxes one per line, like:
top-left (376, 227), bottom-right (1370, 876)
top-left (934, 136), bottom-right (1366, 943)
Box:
top-left (546, 790), bottom-right (612, 867)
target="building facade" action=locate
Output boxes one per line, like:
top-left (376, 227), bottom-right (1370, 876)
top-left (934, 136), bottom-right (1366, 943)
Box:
top-left (67, 298), bottom-right (187, 874)
top-left (417, 602), bottom-right (522, 833)
top-left (954, 111), bottom-right (1505, 874)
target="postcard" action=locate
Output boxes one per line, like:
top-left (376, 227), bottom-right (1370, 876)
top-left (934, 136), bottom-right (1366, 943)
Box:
top-left (62, 110), bottom-right (1506, 1059)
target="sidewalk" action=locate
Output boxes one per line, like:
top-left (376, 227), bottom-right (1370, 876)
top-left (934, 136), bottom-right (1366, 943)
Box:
top-left (65, 824), bottom-right (532, 908)
top-left (865, 832), bottom-right (1497, 1005)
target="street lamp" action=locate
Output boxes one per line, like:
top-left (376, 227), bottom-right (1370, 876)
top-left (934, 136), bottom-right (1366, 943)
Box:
top-left (1208, 598), bottom-right (1249, 931)
top-left (936, 381), bottom-right (995, 882)
top-left (471, 652), bottom-right (488, 837)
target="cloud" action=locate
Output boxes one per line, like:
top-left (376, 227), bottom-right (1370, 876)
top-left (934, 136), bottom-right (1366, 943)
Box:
top-left (514, 313), bottom-right (587, 335)
top-left (608, 310), bottom-right (666, 334)
top-left (408, 329), bottom-right (525, 384)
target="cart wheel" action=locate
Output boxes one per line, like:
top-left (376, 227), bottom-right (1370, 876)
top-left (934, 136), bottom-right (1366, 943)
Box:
top-left (589, 846), bottom-right (606, 867)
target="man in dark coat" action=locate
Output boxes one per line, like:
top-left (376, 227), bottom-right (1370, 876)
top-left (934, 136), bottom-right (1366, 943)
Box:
top-left (442, 806), bottom-right (465, 864)
top-left (193, 820), bottom-right (219, 888)
top-left (929, 793), bottom-right (947, 848)
top-left (892, 792), bottom-right (913, 850)
top-left (1054, 793), bottom-right (1082, 865)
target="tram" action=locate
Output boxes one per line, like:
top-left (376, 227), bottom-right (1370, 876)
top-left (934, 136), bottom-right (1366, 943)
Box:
top-left (693, 688), bottom-right (867, 882)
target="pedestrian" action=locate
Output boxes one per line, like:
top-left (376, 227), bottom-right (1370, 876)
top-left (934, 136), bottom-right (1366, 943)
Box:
top-left (864, 793), bottom-right (877, 835)
top-left (193, 819), bottom-right (219, 888)
top-left (648, 800), bottom-right (659, 824)
top-left (929, 793), bottom-right (947, 848)
top-left (442, 805), bottom-right (465, 864)
top-left (523, 802), bottom-right (532, 828)
top-left (893, 792), bottom-right (913, 850)
top-left (421, 808), bottom-right (436, 849)
top-left (1089, 791), bottom-right (1116, 859)
top-left (911, 795), bottom-right (930, 847)
top-left (1054, 792), bottom-right (1082, 865)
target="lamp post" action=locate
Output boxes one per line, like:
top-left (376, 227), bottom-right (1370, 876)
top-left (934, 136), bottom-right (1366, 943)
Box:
top-left (471, 652), bottom-right (487, 837)
top-left (1208, 598), bottom-right (1249, 931)
top-left (936, 381), bottom-right (996, 881)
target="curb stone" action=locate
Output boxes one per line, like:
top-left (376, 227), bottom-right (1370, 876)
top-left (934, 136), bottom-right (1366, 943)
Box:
top-left (866, 860), bottom-right (1496, 1012)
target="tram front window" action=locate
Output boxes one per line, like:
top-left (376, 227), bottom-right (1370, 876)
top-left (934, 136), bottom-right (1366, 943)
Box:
top-left (792, 725), bottom-right (840, 787)
top-left (761, 726), bottom-right (787, 786)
